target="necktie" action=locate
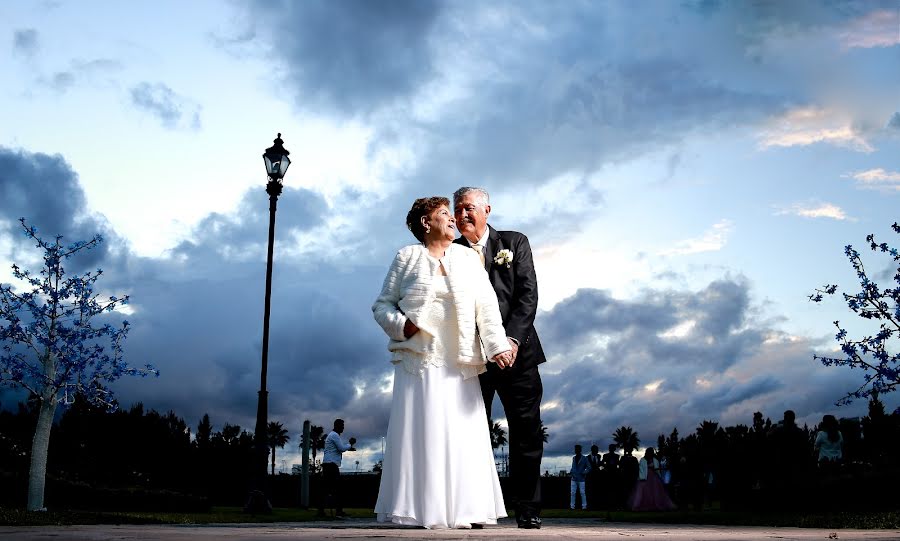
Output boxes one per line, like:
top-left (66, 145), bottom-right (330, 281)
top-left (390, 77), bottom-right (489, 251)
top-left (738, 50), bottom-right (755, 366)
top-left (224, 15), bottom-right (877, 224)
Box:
top-left (473, 244), bottom-right (485, 266)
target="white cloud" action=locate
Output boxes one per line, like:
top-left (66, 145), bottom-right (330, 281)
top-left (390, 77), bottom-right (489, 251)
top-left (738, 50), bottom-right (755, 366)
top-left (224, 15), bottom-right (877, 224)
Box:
top-left (843, 168), bottom-right (900, 192)
top-left (658, 320), bottom-right (696, 339)
top-left (839, 9), bottom-right (900, 50)
top-left (757, 107), bottom-right (874, 153)
top-left (658, 220), bottom-right (733, 257)
top-left (776, 202), bottom-right (851, 221)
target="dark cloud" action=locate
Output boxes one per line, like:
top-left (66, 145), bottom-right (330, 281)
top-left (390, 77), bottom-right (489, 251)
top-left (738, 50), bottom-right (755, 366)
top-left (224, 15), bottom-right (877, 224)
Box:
top-left (248, 1), bottom-right (893, 213)
top-left (680, 375), bottom-right (783, 415)
top-left (129, 82), bottom-right (202, 130)
top-left (96, 181), bottom-right (385, 436)
top-left (167, 186), bottom-right (329, 266)
top-left (889, 112), bottom-right (900, 130)
top-left (529, 278), bottom-right (877, 457)
top-left (226, 1), bottom-right (896, 256)
top-left (0, 147), bottom-right (112, 267)
top-left (406, 32), bottom-right (783, 198)
top-left (682, 0), bottom-right (883, 22)
top-left (12, 29), bottom-right (38, 57)
top-left (244, 0), bottom-right (442, 117)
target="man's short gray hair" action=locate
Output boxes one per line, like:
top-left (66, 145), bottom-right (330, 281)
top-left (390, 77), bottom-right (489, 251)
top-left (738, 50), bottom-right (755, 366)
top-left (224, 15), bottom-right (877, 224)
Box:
top-left (452, 187), bottom-right (490, 208)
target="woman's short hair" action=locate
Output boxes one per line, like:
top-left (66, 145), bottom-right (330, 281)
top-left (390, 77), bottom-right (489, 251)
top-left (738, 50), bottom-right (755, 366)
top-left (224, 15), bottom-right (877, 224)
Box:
top-left (406, 196), bottom-right (450, 242)
top-left (822, 414), bottom-right (840, 442)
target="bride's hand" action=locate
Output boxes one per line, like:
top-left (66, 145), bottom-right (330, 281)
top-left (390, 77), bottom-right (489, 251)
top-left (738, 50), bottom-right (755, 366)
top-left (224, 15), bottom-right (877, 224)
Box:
top-left (403, 319), bottom-right (419, 338)
top-left (492, 351), bottom-right (513, 369)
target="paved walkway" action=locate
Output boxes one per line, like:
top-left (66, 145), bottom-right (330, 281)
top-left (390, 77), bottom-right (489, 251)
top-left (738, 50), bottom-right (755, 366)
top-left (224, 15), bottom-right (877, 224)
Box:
top-left (2, 519), bottom-right (899, 540)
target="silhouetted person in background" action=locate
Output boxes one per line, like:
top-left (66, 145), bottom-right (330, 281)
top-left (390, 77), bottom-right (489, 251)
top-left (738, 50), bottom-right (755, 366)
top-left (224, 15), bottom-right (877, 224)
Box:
top-left (586, 444), bottom-right (602, 510)
top-left (569, 444), bottom-right (589, 510)
top-left (814, 414), bottom-right (843, 472)
top-left (601, 444), bottom-right (620, 509)
top-left (769, 409), bottom-right (808, 510)
top-left (620, 446), bottom-right (639, 509)
top-left (680, 452), bottom-right (706, 510)
top-left (626, 447), bottom-right (676, 511)
top-left (318, 418), bottom-right (356, 518)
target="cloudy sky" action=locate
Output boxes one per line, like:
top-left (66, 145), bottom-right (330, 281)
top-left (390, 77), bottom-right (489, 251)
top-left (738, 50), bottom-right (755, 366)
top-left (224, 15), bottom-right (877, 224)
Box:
top-left (1, 0), bottom-right (899, 474)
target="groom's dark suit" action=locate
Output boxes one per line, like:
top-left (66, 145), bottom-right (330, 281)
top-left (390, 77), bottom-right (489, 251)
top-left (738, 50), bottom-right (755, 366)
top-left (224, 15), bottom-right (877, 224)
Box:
top-left (455, 224), bottom-right (546, 521)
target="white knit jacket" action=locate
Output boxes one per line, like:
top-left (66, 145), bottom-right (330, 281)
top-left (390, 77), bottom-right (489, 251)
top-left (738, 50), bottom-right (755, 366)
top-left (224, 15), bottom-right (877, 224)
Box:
top-left (372, 243), bottom-right (511, 368)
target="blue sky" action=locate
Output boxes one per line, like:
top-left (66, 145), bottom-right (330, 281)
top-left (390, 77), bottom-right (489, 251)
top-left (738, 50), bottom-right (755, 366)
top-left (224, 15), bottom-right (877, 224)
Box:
top-left (1, 0), bottom-right (899, 473)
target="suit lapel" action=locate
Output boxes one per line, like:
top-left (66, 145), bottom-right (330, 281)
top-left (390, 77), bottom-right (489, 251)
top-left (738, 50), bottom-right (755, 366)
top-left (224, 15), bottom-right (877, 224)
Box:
top-left (485, 225), bottom-right (501, 272)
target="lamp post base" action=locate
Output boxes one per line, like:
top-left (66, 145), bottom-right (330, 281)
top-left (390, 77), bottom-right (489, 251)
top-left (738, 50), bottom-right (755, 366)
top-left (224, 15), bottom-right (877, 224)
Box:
top-left (242, 490), bottom-right (273, 514)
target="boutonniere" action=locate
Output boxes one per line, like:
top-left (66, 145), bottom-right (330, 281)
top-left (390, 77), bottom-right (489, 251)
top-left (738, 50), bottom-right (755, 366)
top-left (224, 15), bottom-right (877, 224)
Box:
top-left (493, 248), bottom-right (514, 268)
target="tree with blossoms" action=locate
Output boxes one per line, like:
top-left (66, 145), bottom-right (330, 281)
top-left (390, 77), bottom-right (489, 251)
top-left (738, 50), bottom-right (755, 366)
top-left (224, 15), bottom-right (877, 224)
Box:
top-left (0, 218), bottom-right (157, 511)
top-left (810, 222), bottom-right (900, 405)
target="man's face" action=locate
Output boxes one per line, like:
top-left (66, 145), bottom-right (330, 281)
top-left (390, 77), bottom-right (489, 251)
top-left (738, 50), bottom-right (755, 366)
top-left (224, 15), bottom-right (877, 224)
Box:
top-left (454, 192), bottom-right (490, 242)
top-left (335, 421), bottom-right (344, 433)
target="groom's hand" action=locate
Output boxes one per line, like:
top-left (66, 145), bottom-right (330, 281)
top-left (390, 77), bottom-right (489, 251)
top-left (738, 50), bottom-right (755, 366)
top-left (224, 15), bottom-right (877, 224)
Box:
top-left (507, 338), bottom-right (519, 366)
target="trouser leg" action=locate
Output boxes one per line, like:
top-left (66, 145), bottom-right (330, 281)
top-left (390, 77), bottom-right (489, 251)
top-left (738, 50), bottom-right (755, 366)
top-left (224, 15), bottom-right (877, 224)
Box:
top-left (496, 364), bottom-right (544, 518)
top-left (320, 463), bottom-right (341, 513)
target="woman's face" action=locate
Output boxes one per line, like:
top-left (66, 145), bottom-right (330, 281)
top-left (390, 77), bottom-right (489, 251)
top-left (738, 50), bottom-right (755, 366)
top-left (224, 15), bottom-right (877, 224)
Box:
top-left (424, 205), bottom-right (456, 241)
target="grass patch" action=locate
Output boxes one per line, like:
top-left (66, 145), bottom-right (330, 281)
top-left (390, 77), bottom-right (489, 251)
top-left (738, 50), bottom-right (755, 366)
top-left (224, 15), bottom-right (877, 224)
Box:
top-left (3, 506), bottom-right (899, 529)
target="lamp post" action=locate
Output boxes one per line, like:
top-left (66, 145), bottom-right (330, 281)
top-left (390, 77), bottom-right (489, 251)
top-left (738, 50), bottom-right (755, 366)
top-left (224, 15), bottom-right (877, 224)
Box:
top-left (244, 133), bottom-right (291, 514)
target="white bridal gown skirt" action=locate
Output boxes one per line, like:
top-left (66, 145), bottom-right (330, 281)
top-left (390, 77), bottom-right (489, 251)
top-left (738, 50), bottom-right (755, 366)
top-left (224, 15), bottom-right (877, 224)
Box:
top-left (375, 361), bottom-right (507, 528)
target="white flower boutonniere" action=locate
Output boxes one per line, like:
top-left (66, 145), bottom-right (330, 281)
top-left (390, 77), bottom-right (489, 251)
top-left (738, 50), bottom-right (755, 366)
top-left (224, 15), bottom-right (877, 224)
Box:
top-left (493, 248), bottom-right (514, 268)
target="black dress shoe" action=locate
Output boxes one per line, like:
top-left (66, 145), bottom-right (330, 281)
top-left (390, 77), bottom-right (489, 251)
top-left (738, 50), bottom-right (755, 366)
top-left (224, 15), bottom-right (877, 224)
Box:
top-left (470, 523), bottom-right (484, 529)
top-left (517, 516), bottom-right (542, 529)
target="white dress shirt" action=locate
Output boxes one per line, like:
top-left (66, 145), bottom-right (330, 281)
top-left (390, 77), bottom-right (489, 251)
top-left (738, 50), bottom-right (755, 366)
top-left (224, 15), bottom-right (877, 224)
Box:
top-left (323, 430), bottom-right (352, 466)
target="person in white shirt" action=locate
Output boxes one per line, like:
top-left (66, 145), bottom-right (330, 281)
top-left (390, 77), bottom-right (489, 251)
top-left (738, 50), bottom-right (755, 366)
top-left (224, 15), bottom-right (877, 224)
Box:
top-left (814, 414), bottom-right (843, 469)
top-left (318, 418), bottom-right (356, 517)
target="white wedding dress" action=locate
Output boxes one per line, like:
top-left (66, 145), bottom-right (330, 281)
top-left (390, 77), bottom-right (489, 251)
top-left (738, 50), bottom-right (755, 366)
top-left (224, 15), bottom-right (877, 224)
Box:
top-left (375, 273), bottom-right (507, 529)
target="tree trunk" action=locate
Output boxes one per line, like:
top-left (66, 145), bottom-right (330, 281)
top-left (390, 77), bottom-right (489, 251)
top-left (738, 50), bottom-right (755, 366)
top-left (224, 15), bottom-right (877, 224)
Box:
top-left (271, 447), bottom-right (276, 476)
top-left (27, 394), bottom-right (58, 511)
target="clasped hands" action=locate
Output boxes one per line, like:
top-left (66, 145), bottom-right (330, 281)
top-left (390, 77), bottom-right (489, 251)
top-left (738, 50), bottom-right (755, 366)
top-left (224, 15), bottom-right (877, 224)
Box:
top-left (403, 320), bottom-right (518, 369)
top-left (493, 337), bottom-right (519, 369)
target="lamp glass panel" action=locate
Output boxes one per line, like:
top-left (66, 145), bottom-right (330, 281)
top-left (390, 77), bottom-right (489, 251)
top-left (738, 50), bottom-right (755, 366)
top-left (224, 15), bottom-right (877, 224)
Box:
top-left (278, 155), bottom-right (291, 176)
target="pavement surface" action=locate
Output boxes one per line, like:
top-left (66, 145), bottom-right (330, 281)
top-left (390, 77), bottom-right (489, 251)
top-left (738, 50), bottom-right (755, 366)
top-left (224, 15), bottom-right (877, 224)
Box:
top-left (2, 519), bottom-right (899, 541)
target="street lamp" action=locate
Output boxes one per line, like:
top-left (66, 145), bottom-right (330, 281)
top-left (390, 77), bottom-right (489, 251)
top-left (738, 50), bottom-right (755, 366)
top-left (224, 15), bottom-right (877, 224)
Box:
top-left (244, 133), bottom-right (291, 514)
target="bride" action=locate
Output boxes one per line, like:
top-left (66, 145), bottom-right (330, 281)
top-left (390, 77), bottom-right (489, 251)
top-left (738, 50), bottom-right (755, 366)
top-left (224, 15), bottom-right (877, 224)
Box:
top-left (372, 196), bottom-right (512, 529)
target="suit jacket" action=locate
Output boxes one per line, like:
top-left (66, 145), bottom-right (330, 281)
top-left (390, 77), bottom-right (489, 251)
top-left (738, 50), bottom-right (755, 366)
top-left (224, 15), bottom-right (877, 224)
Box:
top-left (570, 455), bottom-right (590, 482)
top-left (454, 225), bottom-right (546, 371)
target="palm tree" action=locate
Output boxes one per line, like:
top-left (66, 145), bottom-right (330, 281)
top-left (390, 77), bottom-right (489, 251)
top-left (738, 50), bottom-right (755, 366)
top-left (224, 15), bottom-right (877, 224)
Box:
top-left (489, 418), bottom-right (507, 449)
top-left (539, 420), bottom-right (549, 443)
top-left (308, 424), bottom-right (326, 466)
top-left (695, 420), bottom-right (719, 442)
top-left (612, 425), bottom-right (640, 450)
top-left (267, 421), bottom-right (290, 475)
top-left (220, 423), bottom-right (242, 446)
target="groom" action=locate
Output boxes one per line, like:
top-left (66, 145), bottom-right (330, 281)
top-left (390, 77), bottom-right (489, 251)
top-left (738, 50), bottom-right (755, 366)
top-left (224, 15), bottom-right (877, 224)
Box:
top-left (453, 187), bottom-right (546, 529)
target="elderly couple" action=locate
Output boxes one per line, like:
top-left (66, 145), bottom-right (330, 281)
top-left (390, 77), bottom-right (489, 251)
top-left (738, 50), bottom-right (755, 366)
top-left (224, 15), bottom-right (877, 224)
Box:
top-left (372, 187), bottom-right (546, 529)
